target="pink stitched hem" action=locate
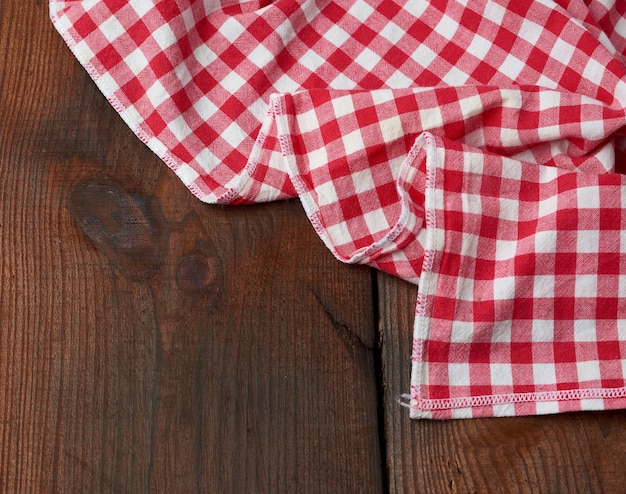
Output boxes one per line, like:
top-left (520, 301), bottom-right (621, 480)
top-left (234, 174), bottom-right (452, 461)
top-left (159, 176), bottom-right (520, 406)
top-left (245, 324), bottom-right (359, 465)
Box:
top-left (410, 384), bottom-right (626, 419)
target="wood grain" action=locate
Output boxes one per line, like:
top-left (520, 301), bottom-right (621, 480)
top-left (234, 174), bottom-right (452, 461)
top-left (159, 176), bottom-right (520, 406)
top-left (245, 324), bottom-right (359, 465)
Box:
top-left (0, 2), bottom-right (383, 492)
top-left (378, 272), bottom-right (626, 494)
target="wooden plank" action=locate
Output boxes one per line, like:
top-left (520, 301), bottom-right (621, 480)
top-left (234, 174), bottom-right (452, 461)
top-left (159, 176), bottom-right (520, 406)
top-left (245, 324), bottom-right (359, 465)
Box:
top-left (379, 271), bottom-right (626, 493)
top-left (0, 2), bottom-right (384, 492)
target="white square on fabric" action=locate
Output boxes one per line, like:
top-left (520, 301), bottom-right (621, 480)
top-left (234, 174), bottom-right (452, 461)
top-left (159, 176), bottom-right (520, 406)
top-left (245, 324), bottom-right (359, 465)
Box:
top-left (573, 320), bottom-right (597, 342)
top-left (576, 229), bottom-right (600, 254)
top-left (348, 1), bottom-right (375, 22)
top-left (401, 1), bottom-right (428, 17)
top-left (124, 48), bottom-right (150, 75)
top-left (435, 14), bottom-right (459, 39)
top-left (152, 23), bottom-right (177, 50)
top-left (499, 53), bottom-right (525, 80)
top-left (341, 129), bottom-right (366, 156)
top-left (498, 197), bottom-right (520, 222)
top-left (491, 320), bottom-right (513, 343)
top-left (537, 74), bottom-right (559, 89)
top-left (538, 195), bottom-right (559, 218)
top-left (147, 79), bottom-right (171, 108)
top-left (331, 94), bottom-right (356, 118)
top-left (460, 232), bottom-right (480, 259)
top-left (496, 235), bottom-right (518, 260)
top-left (219, 71), bottom-right (247, 93)
top-left (193, 43), bottom-right (218, 66)
top-left (442, 66), bottom-right (468, 86)
top-left (410, 43), bottom-right (438, 69)
top-left (379, 21), bottom-right (404, 44)
top-left (533, 275), bottom-right (555, 298)
top-left (363, 209), bottom-right (391, 236)
top-left (537, 124), bottom-right (562, 141)
top-left (129, 0), bottom-right (153, 17)
top-left (448, 363), bottom-right (471, 386)
top-left (386, 70), bottom-right (415, 89)
top-left (351, 168), bottom-right (376, 194)
top-left (82, 0), bottom-right (101, 10)
top-left (500, 127), bottom-right (522, 147)
top-left (249, 43), bottom-right (275, 69)
top-left (455, 276), bottom-right (475, 302)
top-left (330, 73), bottom-right (357, 89)
top-left (315, 180), bottom-right (339, 207)
top-left (577, 360), bottom-right (602, 382)
top-left (539, 89), bottom-right (561, 111)
top-left (296, 107), bottom-right (323, 134)
top-left (582, 57), bottom-right (607, 87)
top-left (519, 18), bottom-right (543, 46)
top-left (501, 88), bottom-right (523, 109)
top-left (325, 221), bottom-right (353, 248)
top-left (575, 274), bottom-right (598, 298)
top-left (418, 107), bottom-right (444, 132)
top-left (531, 319), bottom-right (554, 343)
top-left (219, 16), bottom-right (246, 42)
top-left (378, 115), bottom-right (404, 143)
top-left (221, 121), bottom-right (247, 147)
top-left (550, 37), bottom-right (577, 66)
top-left (450, 320), bottom-right (473, 342)
top-left (458, 94), bottom-right (483, 119)
top-left (534, 229), bottom-right (557, 253)
top-left (580, 399), bottom-right (607, 410)
top-left (490, 363), bottom-right (513, 386)
top-left (306, 147), bottom-right (329, 171)
top-left (538, 164), bottom-right (560, 184)
top-left (370, 89), bottom-right (395, 105)
top-left (483, 1), bottom-right (506, 26)
top-left (576, 185), bottom-right (601, 209)
top-left (466, 33), bottom-right (493, 62)
top-left (533, 363), bottom-right (557, 385)
top-left (174, 61), bottom-right (193, 86)
top-left (493, 276), bottom-right (516, 300)
top-left (617, 15), bottom-right (626, 38)
top-left (74, 40), bottom-right (96, 62)
top-left (299, 48), bottom-right (326, 73)
top-left (101, 16), bottom-right (127, 42)
top-left (450, 408), bottom-right (474, 419)
top-left (324, 24), bottom-right (351, 48)
top-left (180, 6), bottom-right (196, 32)
top-left (176, 163), bottom-right (201, 186)
top-left (580, 119), bottom-right (606, 140)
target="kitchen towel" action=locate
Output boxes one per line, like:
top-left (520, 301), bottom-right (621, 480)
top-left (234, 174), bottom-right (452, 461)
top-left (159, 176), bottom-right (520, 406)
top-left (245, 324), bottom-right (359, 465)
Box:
top-left (51, 0), bottom-right (626, 418)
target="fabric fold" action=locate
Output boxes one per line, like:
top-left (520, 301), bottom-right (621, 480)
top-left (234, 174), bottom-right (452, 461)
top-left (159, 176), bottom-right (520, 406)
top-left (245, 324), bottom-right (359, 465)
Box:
top-left (51, 0), bottom-right (626, 419)
top-left (411, 133), bottom-right (626, 418)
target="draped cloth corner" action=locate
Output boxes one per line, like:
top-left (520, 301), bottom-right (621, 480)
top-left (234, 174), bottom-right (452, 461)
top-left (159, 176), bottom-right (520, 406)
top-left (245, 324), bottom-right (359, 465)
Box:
top-left (51, 0), bottom-right (626, 419)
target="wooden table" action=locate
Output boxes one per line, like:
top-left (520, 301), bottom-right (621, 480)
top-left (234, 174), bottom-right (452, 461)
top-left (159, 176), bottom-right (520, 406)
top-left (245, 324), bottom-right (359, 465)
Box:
top-left (2, 1), bottom-right (626, 492)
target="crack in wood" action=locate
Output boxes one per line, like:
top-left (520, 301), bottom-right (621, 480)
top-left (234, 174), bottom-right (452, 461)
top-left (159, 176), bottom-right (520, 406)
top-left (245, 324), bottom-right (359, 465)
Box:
top-left (309, 284), bottom-right (374, 352)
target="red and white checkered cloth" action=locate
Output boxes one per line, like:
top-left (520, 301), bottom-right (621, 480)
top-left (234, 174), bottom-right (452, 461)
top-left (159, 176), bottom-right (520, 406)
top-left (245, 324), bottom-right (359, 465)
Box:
top-left (51, 0), bottom-right (626, 419)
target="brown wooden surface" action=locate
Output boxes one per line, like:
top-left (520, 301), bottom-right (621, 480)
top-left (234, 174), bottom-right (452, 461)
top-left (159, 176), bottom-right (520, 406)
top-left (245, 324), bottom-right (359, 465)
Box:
top-left (2, 1), bottom-right (626, 493)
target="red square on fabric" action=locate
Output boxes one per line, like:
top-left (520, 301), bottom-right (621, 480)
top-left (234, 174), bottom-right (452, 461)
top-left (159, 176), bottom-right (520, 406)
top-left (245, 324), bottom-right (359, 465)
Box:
top-left (597, 341), bottom-right (622, 360)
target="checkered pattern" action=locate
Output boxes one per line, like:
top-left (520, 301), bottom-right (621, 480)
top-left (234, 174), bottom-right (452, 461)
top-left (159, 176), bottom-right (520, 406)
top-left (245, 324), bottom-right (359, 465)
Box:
top-left (51, 0), bottom-right (626, 419)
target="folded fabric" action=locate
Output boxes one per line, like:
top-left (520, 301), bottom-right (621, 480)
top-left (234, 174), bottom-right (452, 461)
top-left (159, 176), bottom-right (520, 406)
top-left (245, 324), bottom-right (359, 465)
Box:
top-left (50, 0), bottom-right (626, 419)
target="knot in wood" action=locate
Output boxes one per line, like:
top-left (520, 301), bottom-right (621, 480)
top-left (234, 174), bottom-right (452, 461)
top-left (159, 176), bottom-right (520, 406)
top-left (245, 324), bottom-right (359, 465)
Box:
top-left (176, 254), bottom-right (216, 292)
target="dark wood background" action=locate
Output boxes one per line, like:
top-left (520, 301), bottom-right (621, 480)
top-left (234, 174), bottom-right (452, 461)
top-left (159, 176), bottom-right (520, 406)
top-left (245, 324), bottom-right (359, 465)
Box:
top-left (3, 1), bottom-right (626, 492)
